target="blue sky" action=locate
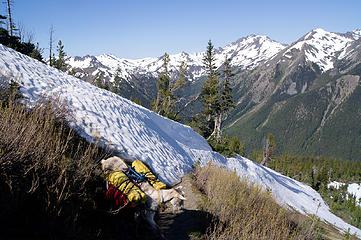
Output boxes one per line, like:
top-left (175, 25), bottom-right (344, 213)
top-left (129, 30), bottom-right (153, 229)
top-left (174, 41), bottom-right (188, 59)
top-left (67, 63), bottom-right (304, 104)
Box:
top-left (5, 0), bottom-right (361, 59)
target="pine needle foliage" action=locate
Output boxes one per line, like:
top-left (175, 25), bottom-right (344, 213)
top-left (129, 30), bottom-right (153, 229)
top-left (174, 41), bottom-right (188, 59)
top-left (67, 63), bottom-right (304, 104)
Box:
top-left (199, 42), bottom-right (235, 142)
top-left (200, 40), bottom-right (220, 137)
top-left (54, 40), bottom-right (68, 71)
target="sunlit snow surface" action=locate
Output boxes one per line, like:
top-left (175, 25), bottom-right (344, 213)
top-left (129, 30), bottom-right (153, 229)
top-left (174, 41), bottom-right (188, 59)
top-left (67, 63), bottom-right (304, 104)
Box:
top-left (0, 44), bottom-right (360, 237)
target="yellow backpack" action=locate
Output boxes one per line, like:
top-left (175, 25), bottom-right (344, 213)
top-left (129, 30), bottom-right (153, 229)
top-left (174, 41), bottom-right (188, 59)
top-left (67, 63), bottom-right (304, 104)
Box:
top-left (105, 170), bottom-right (147, 204)
top-left (132, 160), bottom-right (167, 190)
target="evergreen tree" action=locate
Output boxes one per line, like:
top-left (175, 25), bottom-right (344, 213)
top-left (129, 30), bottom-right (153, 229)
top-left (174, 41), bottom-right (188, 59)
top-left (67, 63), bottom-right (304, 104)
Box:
top-left (111, 67), bottom-right (122, 93)
top-left (153, 53), bottom-right (170, 114)
top-left (173, 61), bottom-right (188, 91)
top-left (95, 71), bottom-right (108, 90)
top-left (200, 40), bottom-right (220, 138)
top-left (54, 40), bottom-right (68, 71)
top-left (29, 43), bottom-right (43, 61)
top-left (229, 136), bottom-right (244, 156)
top-left (164, 61), bottom-right (189, 119)
top-left (212, 55), bottom-right (235, 142)
top-left (153, 54), bottom-right (189, 120)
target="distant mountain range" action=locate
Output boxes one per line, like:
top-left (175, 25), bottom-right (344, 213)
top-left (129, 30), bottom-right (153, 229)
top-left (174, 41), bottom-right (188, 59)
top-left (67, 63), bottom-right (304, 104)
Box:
top-left (67, 34), bottom-right (285, 107)
top-left (67, 28), bottom-right (361, 161)
top-left (68, 34), bottom-right (285, 81)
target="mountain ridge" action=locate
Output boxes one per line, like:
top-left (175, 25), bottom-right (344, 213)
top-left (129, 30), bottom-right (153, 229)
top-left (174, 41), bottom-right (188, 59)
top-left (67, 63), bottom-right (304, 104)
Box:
top-left (224, 28), bottom-right (361, 161)
top-left (67, 34), bottom-right (286, 82)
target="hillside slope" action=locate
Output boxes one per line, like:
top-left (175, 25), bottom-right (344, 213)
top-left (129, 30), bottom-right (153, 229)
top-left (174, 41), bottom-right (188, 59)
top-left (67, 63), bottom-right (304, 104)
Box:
top-left (225, 29), bottom-right (361, 160)
top-left (0, 44), bottom-right (360, 237)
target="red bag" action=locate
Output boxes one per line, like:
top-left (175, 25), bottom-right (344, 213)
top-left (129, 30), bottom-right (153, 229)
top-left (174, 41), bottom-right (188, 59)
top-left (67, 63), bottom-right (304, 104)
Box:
top-left (106, 183), bottom-right (136, 208)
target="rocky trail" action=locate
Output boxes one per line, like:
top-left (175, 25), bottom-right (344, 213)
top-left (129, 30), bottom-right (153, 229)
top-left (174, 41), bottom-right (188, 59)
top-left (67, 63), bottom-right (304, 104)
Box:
top-left (156, 176), bottom-right (209, 240)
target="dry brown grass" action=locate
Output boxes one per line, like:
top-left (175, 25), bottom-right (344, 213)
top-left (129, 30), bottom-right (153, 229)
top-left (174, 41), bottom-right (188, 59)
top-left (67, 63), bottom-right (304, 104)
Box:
top-left (0, 96), bottom-right (114, 238)
top-left (0, 98), bottom-right (103, 212)
top-left (193, 163), bottom-right (319, 240)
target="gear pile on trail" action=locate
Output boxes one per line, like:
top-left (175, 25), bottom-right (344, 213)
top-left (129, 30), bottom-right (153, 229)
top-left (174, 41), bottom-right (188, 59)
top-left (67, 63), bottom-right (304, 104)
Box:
top-left (104, 159), bottom-right (167, 208)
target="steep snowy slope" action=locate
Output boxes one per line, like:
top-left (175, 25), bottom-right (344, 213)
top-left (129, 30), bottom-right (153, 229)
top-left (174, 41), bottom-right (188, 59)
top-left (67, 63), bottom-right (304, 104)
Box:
top-left (0, 44), bottom-right (360, 237)
top-left (67, 34), bottom-right (285, 82)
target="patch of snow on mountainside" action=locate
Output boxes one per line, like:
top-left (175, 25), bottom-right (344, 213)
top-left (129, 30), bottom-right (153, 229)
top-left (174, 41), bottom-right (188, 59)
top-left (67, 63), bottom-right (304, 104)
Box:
top-left (352, 29), bottom-right (361, 40)
top-left (348, 184), bottom-right (361, 205)
top-left (285, 28), bottom-right (353, 71)
top-left (328, 181), bottom-right (361, 206)
top-left (0, 44), bottom-right (360, 237)
top-left (67, 56), bottom-right (93, 69)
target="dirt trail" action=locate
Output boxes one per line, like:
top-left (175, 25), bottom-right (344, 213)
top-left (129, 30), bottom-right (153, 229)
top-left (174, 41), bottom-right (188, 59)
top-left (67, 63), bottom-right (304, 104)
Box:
top-left (156, 176), bottom-right (209, 240)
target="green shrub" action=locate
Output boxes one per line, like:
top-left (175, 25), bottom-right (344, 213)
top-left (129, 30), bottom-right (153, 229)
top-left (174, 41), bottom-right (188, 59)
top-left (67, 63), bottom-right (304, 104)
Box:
top-left (208, 135), bottom-right (244, 157)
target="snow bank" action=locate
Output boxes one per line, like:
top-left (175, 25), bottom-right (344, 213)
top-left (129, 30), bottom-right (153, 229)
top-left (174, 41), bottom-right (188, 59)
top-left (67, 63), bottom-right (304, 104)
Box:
top-left (348, 184), bottom-right (361, 205)
top-left (328, 181), bottom-right (361, 206)
top-left (328, 181), bottom-right (346, 189)
top-left (0, 44), bottom-right (360, 237)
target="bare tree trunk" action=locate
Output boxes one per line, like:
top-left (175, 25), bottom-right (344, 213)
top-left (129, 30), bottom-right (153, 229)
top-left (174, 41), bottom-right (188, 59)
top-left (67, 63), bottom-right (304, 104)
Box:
top-left (7, 0), bottom-right (13, 36)
top-left (49, 25), bottom-right (54, 66)
top-left (155, 91), bottom-right (161, 114)
top-left (165, 95), bottom-right (171, 115)
top-left (207, 112), bottom-right (222, 143)
top-left (261, 137), bottom-right (270, 167)
top-left (215, 112), bottom-right (223, 143)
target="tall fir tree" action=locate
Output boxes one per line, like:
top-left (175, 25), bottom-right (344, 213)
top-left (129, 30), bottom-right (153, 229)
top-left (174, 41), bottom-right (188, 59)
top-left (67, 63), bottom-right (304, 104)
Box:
top-left (55, 40), bottom-right (67, 72)
top-left (200, 40), bottom-right (220, 138)
top-left (153, 52), bottom-right (170, 115)
top-left (153, 54), bottom-right (189, 120)
top-left (111, 67), bottom-right (122, 93)
top-left (213, 55), bottom-right (235, 142)
top-left (164, 61), bottom-right (189, 119)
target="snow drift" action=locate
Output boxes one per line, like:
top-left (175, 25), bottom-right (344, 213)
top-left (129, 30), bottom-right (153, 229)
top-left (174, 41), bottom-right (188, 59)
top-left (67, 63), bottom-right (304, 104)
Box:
top-left (0, 44), bottom-right (360, 237)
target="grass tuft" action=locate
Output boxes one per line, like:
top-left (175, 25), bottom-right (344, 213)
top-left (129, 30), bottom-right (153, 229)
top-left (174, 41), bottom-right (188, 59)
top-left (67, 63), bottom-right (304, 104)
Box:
top-left (192, 163), bottom-right (321, 240)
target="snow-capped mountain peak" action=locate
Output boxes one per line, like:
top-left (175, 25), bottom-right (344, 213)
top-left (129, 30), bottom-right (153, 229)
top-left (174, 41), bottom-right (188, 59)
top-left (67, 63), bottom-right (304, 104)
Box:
top-left (284, 28), bottom-right (354, 71)
top-left (215, 34), bottom-right (286, 69)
